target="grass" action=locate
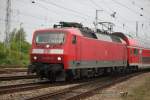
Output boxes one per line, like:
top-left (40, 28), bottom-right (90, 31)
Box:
top-left (122, 77), bottom-right (150, 100)
top-left (0, 42), bottom-right (30, 67)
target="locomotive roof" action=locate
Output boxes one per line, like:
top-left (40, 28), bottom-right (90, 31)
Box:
top-left (34, 28), bottom-right (83, 36)
top-left (34, 28), bottom-right (126, 44)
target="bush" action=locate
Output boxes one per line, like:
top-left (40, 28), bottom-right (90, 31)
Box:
top-left (0, 28), bottom-right (31, 67)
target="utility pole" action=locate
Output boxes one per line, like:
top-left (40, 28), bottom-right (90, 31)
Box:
top-left (19, 23), bottom-right (23, 60)
top-left (136, 21), bottom-right (138, 37)
top-left (95, 10), bottom-right (103, 32)
top-left (5, 0), bottom-right (11, 48)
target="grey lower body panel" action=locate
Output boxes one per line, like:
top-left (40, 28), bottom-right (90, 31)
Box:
top-left (69, 60), bottom-right (127, 69)
top-left (142, 57), bottom-right (150, 63)
top-left (135, 64), bottom-right (150, 68)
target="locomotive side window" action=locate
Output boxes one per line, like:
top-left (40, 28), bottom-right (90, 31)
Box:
top-left (96, 33), bottom-right (112, 42)
top-left (111, 35), bottom-right (122, 43)
top-left (72, 35), bottom-right (77, 44)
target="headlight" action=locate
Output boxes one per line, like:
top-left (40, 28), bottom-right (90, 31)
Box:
top-left (57, 57), bottom-right (61, 61)
top-left (33, 56), bottom-right (37, 60)
top-left (46, 44), bottom-right (50, 48)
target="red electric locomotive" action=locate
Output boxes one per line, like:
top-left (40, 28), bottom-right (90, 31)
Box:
top-left (28, 22), bottom-right (150, 81)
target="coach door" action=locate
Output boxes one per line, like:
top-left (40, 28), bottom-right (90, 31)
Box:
top-left (131, 48), bottom-right (139, 65)
top-left (139, 49), bottom-right (142, 65)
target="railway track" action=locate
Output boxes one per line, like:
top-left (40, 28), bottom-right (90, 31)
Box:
top-left (0, 75), bottom-right (38, 81)
top-left (0, 81), bottom-right (53, 95)
top-left (0, 68), bottom-right (27, 74)
top-left (26, 72), bottom-right (144, 100)
top-left (0, 78), bottom-right (100, 95)
top-left (0, 65), bottom-right (26, 68)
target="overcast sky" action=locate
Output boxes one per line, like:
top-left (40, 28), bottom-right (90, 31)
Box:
top-left (0, 0), bottom-right (150, 43)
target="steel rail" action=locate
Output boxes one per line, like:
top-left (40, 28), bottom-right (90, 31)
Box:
top-left (0, 82), bottom-right (52, 95)
top-left (26, 72), bottom-right (145, 100)
top-left (0, 75), bottom-right (37, 81)
top-left (0, 68), bottom-right (27, 74)
top-left (0, 78), bottom-right (101, 95)
top-left (26, 77), bottom-right (110, 100)
top-left (66, 72), bottom-right (142, 100)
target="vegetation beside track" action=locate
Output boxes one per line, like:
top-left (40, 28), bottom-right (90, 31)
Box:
top-left (122, 77), bottom-right (150, 100)
top-left (0, 28), bottom-right (31, 67)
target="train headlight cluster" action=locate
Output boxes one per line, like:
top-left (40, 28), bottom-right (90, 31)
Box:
top-left (46, 44), bottom-right (50, 48)
top-left (33, 56), bottom-right (37, 60)
top-left (57, 57), bottom-right (62, 61)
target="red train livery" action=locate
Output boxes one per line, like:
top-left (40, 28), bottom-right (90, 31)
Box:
top-left (113, 32), bottom-right (150, 67)
top-left (28, 22), bottom-right (150, 81)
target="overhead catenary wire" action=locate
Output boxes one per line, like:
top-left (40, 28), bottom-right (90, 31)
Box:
top-left (1, 6), bottom-right (54, 27)
top-left (111, 0), bottom-right (150, 20)
top-left (129, 0), bottom-right (150, 18)
top-left (15, 0), bottom-right (93, 23)
top-left (97, 0), bottom-right (138, 33)
top-left (40, 0), bottom-right (92, 21)
top-left (89, 0), bottom-right (135, 34)
top-left (0, 18), bottom-right (43, 31)
top-left (1, 0), bottom-right (150, 42)
top-left (111, 0), bottom-right (150, 38)
top-left (1, 0), bottom-right (94, 35)
top-left (91, 0), bottom-right (150, 38)
top-left (15, 0), bottom-right (60, 18)
top-left (34, 1), bottom-right (88, 23)
top-left (72, 0), bottom-right (97, 10)
top-left (12, 0), bottom-right (60, 26)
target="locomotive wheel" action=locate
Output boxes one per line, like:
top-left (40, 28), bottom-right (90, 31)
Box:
top-left (56, 70), bottom-right (66, 81)
top-left (103, 68), bottom-right (111, 76)
top-left (80, 69), bottom-right (90, 79)
top-left (65, 70), bottom-right (74, 81)
top-left (49, 71), bottom-right (56, 83)
top-left (45, 69), bottom-right (56, 82)
top-left (135, 66), bottom-right (139, 72)
top-left (36, 68), bottom-right (45, 79)
top-left (76, 69), bottom-right (81, 79)
top-left (97, 68), bottom-right (105, 76)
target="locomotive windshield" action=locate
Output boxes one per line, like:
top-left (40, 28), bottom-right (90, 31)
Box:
top-left (35, 32), bottom-right (65, 44)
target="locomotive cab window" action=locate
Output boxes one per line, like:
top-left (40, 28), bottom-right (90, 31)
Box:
top-left (35, 32), bottom-right (65, 44)
top-left (72, 35), bottom-right (77, 44)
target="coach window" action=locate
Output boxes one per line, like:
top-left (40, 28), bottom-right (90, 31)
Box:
top-left (72, 35), bottom-right (77, 44)
top-left (134, 49), bottom-right (138, 55)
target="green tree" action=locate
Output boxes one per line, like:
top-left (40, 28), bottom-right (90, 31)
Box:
top-left (0, 27), bottom-right (31, 66)
top-left (9, 28), bottom-right (17, 42)
top-left (14, 28), bottom-right (26, 42)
